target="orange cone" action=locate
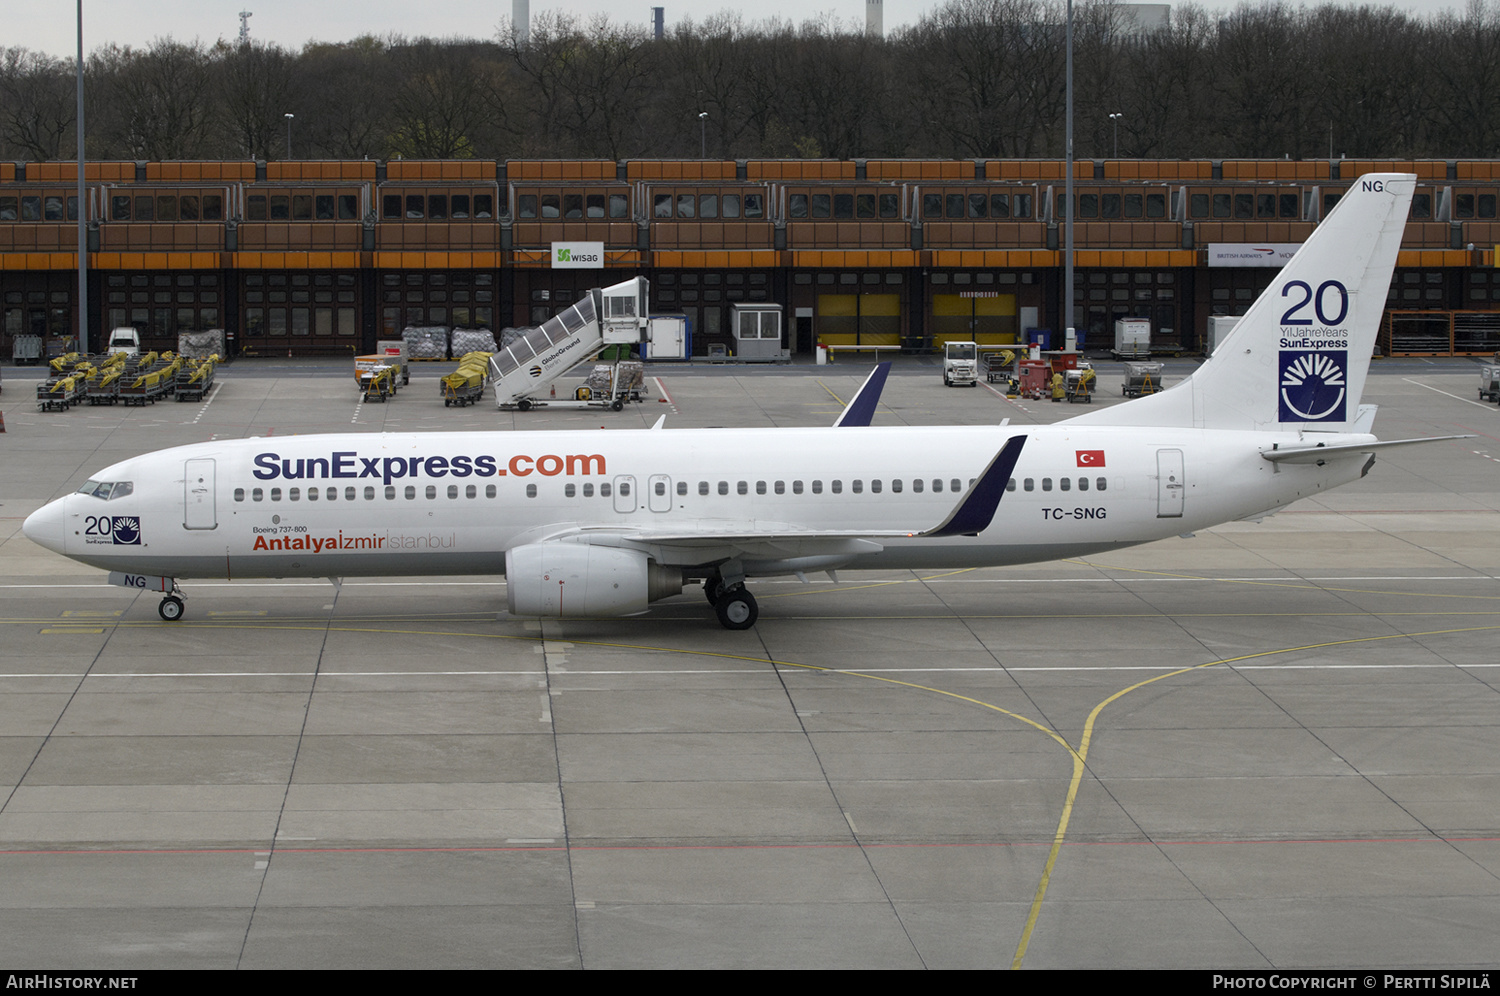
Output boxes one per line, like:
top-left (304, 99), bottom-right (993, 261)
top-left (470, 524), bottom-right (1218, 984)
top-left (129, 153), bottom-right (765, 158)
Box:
top-left (0, 410), bottom-right (6, 433)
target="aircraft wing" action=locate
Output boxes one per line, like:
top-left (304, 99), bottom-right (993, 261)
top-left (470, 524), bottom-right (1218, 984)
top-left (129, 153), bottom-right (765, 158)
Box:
top-left (548, 434), bottom-right (1027, 560)
top-left (1261, 434), bottom-right (1474, 464)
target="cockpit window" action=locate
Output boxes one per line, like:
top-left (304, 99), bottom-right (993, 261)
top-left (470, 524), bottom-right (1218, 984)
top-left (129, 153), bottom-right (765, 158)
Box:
top-left (77, 480), bottom-right (133, 500)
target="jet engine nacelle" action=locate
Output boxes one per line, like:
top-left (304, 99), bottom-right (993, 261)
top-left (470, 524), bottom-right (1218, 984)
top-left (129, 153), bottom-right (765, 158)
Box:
top-left (505, 542), bottom-right (682, 618)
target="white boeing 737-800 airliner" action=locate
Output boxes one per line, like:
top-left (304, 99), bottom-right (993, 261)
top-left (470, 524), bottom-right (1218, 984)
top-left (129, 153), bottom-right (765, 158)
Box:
top-left (22, 174), bottom-right (1467, 629)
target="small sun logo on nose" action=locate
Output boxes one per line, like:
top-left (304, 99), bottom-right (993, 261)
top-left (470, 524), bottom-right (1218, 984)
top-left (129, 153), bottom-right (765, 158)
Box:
top-left (111, 516), bottom-right (141, 545)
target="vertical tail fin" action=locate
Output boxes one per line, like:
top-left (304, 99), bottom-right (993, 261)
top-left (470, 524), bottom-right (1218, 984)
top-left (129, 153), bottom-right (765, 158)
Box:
top-left (1068, 173), bottom-right (1414, 431)
top-left (832, 363), bottom-right (891, 427)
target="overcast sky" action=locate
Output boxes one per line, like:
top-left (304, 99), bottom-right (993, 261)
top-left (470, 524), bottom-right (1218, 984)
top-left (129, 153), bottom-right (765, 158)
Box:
top-left (12, 0), bottom-right (1478, 57)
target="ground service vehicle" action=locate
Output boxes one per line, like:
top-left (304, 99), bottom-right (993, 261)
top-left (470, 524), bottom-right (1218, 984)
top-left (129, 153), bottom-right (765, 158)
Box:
top-left (944, 341), bottom-right (978, 386)
top-left (107, 328), bottom-right (141, 357)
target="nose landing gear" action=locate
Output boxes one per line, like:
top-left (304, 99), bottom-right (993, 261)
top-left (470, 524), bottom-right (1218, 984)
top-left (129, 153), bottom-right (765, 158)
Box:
top-left (158, 594), bottom-right (185, 621)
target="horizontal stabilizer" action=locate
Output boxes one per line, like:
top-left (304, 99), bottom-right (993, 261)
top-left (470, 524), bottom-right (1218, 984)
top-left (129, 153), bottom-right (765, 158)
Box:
top-left (1261, 434), bottom-right (1474, 464)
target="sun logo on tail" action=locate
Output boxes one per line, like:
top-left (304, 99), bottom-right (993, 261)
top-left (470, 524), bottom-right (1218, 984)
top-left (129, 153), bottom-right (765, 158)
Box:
top-left (1279, 351), bottom-right (1347, 422)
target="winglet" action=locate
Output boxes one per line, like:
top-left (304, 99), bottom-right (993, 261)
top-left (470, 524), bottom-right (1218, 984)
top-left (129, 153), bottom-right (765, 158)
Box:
top-left (920, 435), bottom-right (1027, 538)
top-left (832, 363), bottom-right (891, 427)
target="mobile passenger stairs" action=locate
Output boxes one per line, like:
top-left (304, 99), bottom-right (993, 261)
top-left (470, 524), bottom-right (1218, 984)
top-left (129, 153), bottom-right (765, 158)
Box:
top-left (489, 277), bottom-right (651, 412)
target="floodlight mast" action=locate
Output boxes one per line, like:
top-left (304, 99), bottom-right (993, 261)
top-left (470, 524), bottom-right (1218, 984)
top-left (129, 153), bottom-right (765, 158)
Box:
top-left (1063, 0), bottom-right (1074, 342)
top-left (76, 0), bottom-right (87, 353)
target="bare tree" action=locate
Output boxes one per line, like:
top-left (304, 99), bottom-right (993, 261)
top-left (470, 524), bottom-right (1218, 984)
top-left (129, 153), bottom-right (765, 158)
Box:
top-left (9, 4), bottom-right (1500, 164)
top-left (215, 40), bottom-right (303, 159)
top-left (505, 13), bottom-right (657, 159)
top-left (90, 39), bottom-right (214, 160)
top-left (387, 39), bottom-right (507, 159)
top-left (904, 0), bottom-right (1068, 158)
top-left (297, 37), bottom-right (394, 159)
top-left (1210, 3), bottom-right (1320, 159)
top-left (1308, 5), bottom-right (1422, 158)
top-left (775, 15), bottom-right (896, 159)
top-left (1422, 0), bottom-right (1500, 156)
top-left (0, 48), bottom-right (75, 161)
top-left (663, 13), bottom-right (754, 157)
top-left (733, 19), bottom-right (801, 156)
top-left (1115, 2), bottom-right (1215, 157)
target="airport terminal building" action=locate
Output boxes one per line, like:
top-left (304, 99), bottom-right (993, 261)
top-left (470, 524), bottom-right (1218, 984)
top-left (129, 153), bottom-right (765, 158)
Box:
top-left (3, 157), bottom-right (1497, 359)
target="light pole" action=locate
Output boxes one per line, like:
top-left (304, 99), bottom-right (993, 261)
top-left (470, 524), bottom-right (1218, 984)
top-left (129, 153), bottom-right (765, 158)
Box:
top-left (76, 0), bottom-right (88, 353)
top-left (698, 111), bottom-right (707, 159)
top-left (1109, 112), bottom-right (1123, 158)
top-left (284, 112), bottom-right (294, 160)
top-left (1064, 0), bottom-right (1073, 343)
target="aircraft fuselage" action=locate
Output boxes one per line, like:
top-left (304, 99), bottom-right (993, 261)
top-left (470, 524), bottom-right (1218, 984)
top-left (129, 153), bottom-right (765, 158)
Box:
top-left (28, 424), bottom-right (1369, 581)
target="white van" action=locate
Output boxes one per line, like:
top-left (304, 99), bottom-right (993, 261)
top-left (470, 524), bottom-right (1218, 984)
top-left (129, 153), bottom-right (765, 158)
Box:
top-left (107, 327), bottom-right (141, 356)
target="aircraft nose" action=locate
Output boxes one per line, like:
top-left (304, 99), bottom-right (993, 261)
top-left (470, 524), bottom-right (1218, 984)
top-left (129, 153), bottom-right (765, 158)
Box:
top-left (22, 497), bottom-right (68, 555)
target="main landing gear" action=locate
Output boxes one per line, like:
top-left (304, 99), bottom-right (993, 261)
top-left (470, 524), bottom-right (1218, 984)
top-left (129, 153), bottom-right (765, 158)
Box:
top-left (703, 576), bottom-right (758, 630)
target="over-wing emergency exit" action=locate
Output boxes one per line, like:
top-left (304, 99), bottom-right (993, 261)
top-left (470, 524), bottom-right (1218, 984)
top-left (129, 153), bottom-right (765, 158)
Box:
top-left (23, 175), bottom-right (1470, 629)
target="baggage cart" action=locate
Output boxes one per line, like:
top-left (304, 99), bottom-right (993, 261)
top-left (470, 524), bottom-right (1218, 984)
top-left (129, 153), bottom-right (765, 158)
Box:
top-left (45, 335), bottom-right (77, 360)
top-left (86, 365), bottom-right (124, 405)
top-left (441, 374), bottom-right (484, 407)
top-left (37, 373), bottom-right (85, 411)
top-left (441, 351), bottom-right (490, 407)
top-left (981, 349), bottom-right (1016, 384)
top-left (12, 334), bottom-right (42, 365)
top-left (176, 358), bottom-right (216, 402)
top-left (1122, 361), bottom-right (1165, 397)
top-left (1065, 366), bottom-right (1096, 403)
top-left (355, 355), bottom-right (403, 400)
top-left (1113, 318), bottom-right (1150, 359)
top-left (361, 365), bottom-right (397, 402)
top-left (1480, 364), bottom-right (1500, 403)
top-left (119, 357), bottom-right (182, 406)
